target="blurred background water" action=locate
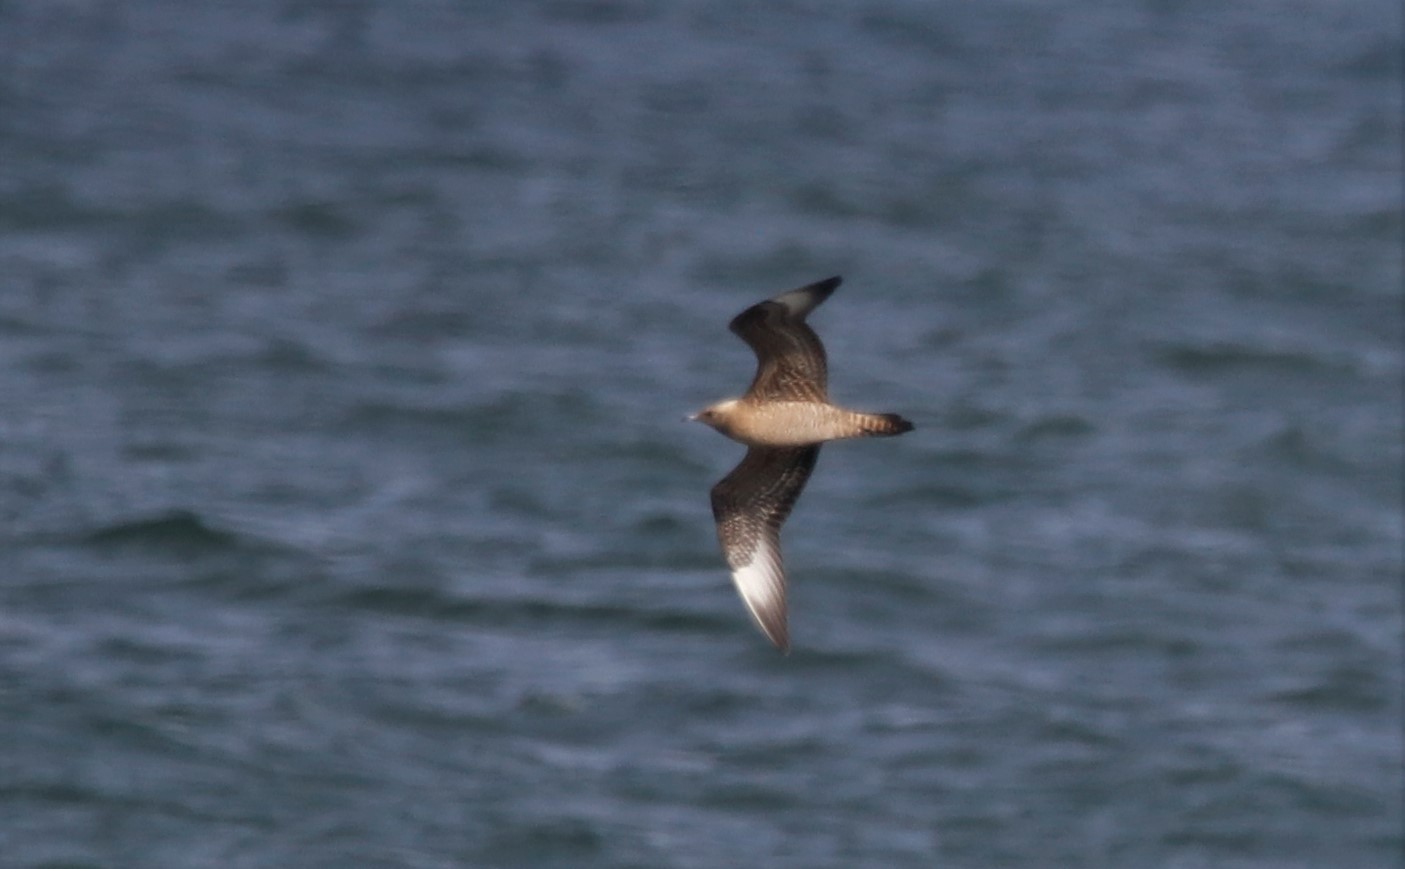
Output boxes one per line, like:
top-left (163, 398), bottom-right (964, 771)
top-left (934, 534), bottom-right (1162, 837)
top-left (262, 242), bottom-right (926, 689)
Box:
top-left (1, 1), bottom-right (1401, 867)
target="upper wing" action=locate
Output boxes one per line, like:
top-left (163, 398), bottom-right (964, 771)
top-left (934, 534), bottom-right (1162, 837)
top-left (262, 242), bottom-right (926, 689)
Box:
top-left (709, 445), bottom-right (821, 652)
top-left (729, 276), bottom-right (840, 403)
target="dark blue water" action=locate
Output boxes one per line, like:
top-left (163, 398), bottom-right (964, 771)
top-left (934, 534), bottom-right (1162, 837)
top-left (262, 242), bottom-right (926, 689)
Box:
top-left (2, 2), bottom-right (1400, 866)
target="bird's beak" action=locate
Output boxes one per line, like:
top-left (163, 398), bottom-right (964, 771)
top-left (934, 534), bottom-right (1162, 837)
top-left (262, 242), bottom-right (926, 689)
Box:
top-left (684, 412), bottom-right (699, 423)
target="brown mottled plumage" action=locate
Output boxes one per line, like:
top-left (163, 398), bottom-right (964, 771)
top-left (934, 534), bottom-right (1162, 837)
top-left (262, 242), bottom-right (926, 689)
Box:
top-left (689, 276), bottom-right (913, 652)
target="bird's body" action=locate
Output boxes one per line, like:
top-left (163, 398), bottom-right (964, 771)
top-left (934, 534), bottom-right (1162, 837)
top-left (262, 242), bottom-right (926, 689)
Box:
top-left (690, 276), bottom-right (913, 652)
top-left (698, 399), bottom-right (909, 448)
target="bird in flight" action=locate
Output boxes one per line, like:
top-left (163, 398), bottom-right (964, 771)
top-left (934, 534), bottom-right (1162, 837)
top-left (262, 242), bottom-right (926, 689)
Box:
top-left (689, 276), bottom-right (913, 652)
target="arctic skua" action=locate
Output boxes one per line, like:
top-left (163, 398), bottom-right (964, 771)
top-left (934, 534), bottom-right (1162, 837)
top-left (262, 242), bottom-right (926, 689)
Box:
top-left (689, 276), bottom-right (913, 652)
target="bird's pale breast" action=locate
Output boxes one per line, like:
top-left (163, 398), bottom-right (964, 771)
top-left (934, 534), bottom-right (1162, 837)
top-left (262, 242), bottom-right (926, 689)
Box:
top-left (724, 401), bottom-right (856, 447)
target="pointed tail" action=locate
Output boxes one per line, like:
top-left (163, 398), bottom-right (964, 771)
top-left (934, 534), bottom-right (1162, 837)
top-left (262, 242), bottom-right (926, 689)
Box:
top-left (853, 412), bottom-right (914, 437)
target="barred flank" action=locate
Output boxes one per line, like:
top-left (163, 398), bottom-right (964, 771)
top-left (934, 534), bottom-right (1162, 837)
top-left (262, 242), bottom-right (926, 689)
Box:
top-left (855, 412), bottom-right (914, 437)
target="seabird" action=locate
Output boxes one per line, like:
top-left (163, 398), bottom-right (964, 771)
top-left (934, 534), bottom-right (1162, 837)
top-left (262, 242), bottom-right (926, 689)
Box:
top-left (689, 276), bottom-right (913, 652)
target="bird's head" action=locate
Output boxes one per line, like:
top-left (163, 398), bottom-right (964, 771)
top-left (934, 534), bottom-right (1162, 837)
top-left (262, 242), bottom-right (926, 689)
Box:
top-left (687, 398), bottom-right (741, 434)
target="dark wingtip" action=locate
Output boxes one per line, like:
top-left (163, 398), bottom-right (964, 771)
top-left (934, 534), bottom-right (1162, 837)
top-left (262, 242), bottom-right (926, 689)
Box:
top-left (780, 275), bottom-right (841, 313)
top-left (810, 275), bottom-right (842, 298)
top-left (755, 611), bottom-right (790, 653)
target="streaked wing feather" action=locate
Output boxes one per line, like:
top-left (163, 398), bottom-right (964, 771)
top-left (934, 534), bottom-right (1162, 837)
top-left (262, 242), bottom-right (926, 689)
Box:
top-left (729, 276), bottom-right (839, 403)
top-left (709, 446), bottom-right (821, 652)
